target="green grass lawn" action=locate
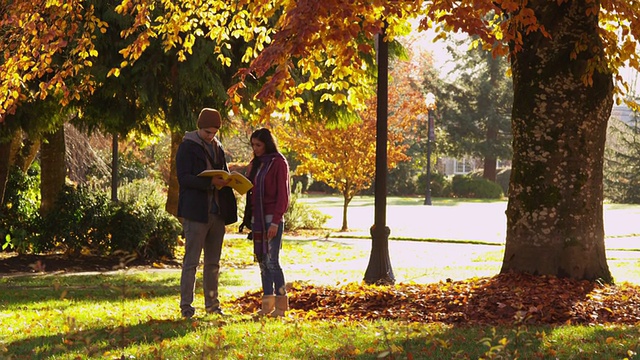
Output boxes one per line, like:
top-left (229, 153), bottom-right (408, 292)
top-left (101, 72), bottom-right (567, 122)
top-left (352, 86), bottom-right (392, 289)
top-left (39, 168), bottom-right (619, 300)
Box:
top-left (2, 198), bottom-right (640, 359)
top-left (3, 235), bottom-right (640, 359)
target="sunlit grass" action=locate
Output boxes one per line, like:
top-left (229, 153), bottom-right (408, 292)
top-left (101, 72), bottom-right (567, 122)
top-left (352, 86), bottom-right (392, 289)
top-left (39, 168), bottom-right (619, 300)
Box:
top-left (3, 198), bottom-right (640, 359)
top-left (3, 235), bottom-right (640, 359)
top-left (5, 295), bottom-right (640, 360)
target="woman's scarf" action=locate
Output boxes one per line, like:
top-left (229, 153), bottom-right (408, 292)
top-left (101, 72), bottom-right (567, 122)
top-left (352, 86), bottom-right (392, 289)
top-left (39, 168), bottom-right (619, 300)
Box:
top-left (252, 153), bottom-right (278, 257)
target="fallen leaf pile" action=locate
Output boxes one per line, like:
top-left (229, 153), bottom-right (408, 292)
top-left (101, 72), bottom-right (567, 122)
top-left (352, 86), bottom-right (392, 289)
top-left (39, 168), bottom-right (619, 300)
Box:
top-left (231, 273), bottom-right (640, 325)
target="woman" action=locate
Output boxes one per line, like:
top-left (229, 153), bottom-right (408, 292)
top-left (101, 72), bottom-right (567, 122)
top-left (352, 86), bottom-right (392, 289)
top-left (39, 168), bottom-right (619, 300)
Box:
top-left (245, 128), bottom-right (290, 317)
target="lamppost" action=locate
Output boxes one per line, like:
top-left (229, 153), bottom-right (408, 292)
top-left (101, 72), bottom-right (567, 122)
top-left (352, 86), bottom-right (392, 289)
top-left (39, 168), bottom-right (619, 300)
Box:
top-left (424, 92), bottom-right (436, 206)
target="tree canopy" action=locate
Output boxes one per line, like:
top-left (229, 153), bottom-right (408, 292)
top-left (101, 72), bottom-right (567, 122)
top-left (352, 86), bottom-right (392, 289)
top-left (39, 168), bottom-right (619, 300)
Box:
top-left (119, 0), bottom-right (640, 115)
top-left (0, 0), bottom-right (106, 122)
top-left (276, 57), bottom-right (422, 231)
top-left (2, 1), bottom-right (638, 123)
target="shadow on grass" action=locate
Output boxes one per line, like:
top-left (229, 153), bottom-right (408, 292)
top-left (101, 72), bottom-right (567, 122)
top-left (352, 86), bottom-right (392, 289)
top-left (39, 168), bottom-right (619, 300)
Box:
top-left (332, 324), bottom-right (638, 359)
top-left (6, 271), bottom-right (640, 359)
top-left (1, 272), bottom-right (248, 308)
top-left (3, 317), bottom-right (198, 359)
top-left (6, 317), bottom-right (638, 359)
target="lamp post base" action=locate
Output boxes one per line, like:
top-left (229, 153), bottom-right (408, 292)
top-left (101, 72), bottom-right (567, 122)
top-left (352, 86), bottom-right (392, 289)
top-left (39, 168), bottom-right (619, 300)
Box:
top-left (363, 225), bottom-right (395, 285)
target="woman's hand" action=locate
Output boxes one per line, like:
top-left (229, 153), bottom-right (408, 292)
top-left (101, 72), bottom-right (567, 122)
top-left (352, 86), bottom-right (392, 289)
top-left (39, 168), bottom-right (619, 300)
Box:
top-left (267, 223), bottom-right (278, 240)
top-left (211, 176), bottom-right (230, 188)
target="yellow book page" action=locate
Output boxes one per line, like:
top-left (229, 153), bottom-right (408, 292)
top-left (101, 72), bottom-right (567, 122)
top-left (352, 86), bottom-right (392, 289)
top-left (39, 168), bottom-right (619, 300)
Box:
top-left (197, 170), bottom-right (253, 195)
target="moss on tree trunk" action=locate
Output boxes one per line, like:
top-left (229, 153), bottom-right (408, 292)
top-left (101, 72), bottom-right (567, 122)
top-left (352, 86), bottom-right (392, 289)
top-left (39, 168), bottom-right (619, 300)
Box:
top-left (501, 0), bottom-right (613, 282)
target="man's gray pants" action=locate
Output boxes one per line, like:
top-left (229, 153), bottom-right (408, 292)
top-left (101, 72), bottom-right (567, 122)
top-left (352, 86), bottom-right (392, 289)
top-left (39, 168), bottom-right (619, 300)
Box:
top-left (180, 213), bottom-right (225, 315)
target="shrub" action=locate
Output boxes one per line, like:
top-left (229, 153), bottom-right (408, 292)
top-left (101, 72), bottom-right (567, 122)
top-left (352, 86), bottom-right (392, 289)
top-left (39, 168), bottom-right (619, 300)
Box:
top-left (417, 172), bottom-right (452, 198)
top-left (34, 181), bottom-right (179, 259)
top-left (388, 162), bottom-right (420, 196)
top-left (145, 212), bottom-right (182, 259)
top-left (285, 183), bottom-right (331, 230)
top-left (107, 202), bottom-right (180, 259)
top-left (118, 150), bottom-right (150, 183)
top-left (468, 168), bottom-right (511, 196)
top-left (306, 179), bottom-right (337, 194)
top-left (451, 175), bottom-right (504, 199)
top-left (34, 185), bottom-right (112, 254)
top-left (1, 165), bottom-right (40, 254)
top-left (496, 168), bottom-right (511, 195)
top-left (118, 178), bottom-right (167, 209)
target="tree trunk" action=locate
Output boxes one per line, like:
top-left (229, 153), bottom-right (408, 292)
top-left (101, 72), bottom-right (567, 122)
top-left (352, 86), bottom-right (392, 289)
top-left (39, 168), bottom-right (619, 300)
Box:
top-left (40, 127), bottom-right (67, 216)
top-left (0, 130), bottom-right (22, 205)
top-left (482, 52), bottom-right (501, 182)
top-left (482, 155), bottom-right (497, 182)
top-left (111, 133), bottom-right (119, 202)
top-left (15, 135), bottom-right (41, 173)
top-left (501, 0), bottom-right (613, 282)
top-left (0, 143), bottom-right (11, 206)
top-left (340, 194), bottom-right (352, 232)
top-left (165, 129), bottom-right (183, 217)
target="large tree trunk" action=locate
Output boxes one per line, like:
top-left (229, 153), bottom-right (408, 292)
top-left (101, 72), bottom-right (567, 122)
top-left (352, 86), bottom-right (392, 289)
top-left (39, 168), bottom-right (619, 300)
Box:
top-left (501, 0), bottom-right (613, 281)
top-left (165, 129), bottom-right (182, 217)
top-left (0, 141), bottom-right (10, 206)
top-left (40, 127), bottom-right (67, 216)
top-left (0, 129), bottom-right (41, 206)
top-left (0, 130), bottom-right (22, 205)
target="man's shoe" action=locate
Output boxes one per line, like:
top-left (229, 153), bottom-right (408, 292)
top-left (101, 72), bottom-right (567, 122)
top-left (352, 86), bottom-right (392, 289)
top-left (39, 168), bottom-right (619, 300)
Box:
top-left (206, 307), bottom-right (224, 316)
top-left (182, 310), bottom-right (195, 319)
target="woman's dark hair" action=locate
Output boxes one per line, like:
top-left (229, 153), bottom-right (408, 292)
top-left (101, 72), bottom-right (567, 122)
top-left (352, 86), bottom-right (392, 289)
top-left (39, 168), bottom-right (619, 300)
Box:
top-left (250, 128), bottom-right (278, 154)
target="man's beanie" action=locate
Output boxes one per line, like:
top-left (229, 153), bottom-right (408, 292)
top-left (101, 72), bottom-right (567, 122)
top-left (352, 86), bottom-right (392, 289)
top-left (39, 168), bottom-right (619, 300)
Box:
top-left (197, 108), bottom-right (222, 129)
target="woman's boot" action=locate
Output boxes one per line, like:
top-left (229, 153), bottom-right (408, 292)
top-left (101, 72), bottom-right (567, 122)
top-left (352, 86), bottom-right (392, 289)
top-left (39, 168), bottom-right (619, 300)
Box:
top-left (257, 295), bottom-right (275, 316)
top-left (273, 295), bottom-right (288, 317)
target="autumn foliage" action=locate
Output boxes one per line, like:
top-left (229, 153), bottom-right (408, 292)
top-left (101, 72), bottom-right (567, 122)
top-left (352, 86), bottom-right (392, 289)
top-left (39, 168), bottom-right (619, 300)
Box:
top-left (274, 58), bottom-right (427, 230)
top-left (2, 0), bottom-right (639, 122)
top-left (0, 0), bottom-right (106, 120)
top-left (233, 272), bottom-right (640, 325)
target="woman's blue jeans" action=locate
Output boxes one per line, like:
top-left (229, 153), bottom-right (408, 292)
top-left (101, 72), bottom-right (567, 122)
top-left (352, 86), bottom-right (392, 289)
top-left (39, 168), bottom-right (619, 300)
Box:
top-left (258, 221), bottom-right (286, 296)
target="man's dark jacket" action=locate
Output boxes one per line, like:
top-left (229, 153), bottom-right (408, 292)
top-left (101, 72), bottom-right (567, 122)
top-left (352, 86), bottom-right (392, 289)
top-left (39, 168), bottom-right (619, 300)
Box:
top-left (176, 131), bottom-right (237, 225)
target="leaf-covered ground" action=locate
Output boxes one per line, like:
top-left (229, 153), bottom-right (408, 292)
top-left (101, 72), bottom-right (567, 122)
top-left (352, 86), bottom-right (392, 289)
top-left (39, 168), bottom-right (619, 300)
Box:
top-left (4, 252), bottom-right (640, 326)
top-left (232, 273), bottom-right (640, 325)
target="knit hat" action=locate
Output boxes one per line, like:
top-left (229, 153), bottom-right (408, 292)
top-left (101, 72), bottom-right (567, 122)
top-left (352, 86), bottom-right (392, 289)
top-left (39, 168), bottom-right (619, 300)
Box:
top-left (197, 108), bottom-right (222, 129)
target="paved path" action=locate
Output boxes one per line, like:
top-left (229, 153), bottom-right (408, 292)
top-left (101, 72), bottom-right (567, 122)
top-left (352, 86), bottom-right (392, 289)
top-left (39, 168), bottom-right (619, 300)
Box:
top-left (266, 200), bottom-right (640, 286)
top-left (314, 201), bottom-right (640, 249)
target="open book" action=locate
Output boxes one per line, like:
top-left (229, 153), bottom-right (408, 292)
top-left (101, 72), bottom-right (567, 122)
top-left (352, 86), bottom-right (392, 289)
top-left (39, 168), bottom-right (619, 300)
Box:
top-left (197, 169), bottom-right (253, 195)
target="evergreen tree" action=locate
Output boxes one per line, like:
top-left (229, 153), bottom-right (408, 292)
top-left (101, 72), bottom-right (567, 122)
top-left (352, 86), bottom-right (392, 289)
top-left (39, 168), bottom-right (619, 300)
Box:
top-left (604, 109), bottom-right (640, 203)
top-left (436, 38), bottom-right (513, 182)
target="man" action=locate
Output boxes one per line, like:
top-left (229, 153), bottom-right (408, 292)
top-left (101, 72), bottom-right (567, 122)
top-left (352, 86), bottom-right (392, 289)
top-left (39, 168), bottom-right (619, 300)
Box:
top-left (176, 108), bottom-right (237, 318)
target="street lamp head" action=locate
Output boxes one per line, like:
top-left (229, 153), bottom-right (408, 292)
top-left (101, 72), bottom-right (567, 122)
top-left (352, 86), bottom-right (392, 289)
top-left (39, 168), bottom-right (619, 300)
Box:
top-left (425, 92), bottom-right (437, 110)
